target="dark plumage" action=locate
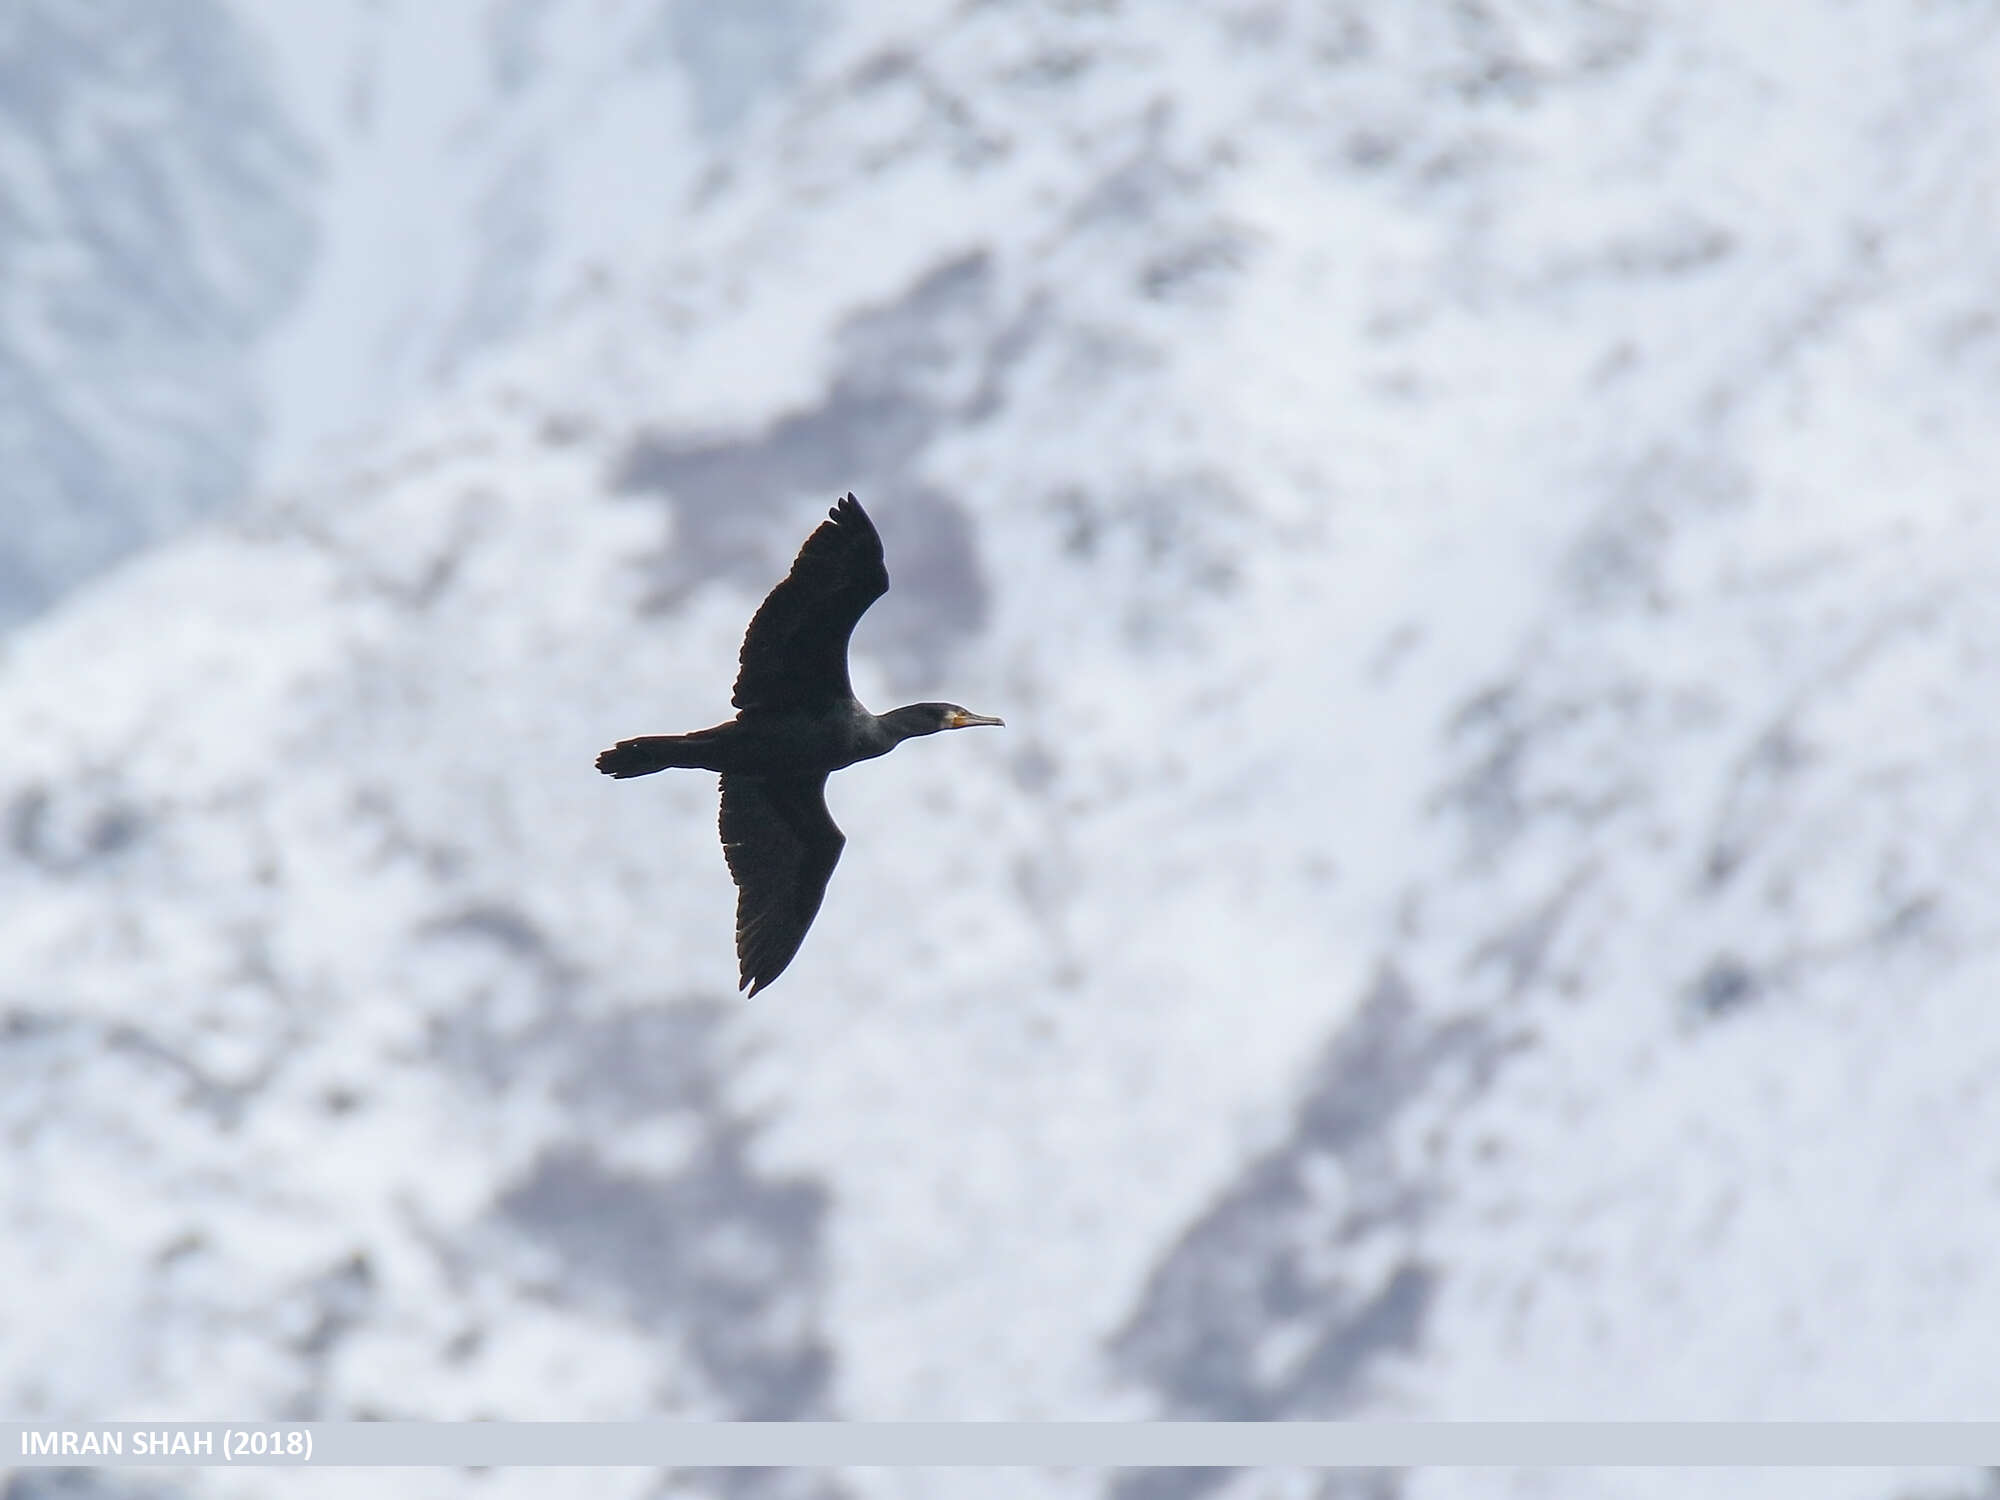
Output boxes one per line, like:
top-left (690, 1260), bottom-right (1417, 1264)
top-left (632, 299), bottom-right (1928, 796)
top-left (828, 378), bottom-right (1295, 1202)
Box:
top-left (597, 494), bottom-right (1003, 995)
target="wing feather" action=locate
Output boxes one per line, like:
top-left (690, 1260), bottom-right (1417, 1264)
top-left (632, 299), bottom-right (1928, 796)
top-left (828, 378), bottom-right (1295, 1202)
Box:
top-left (731, 494), bottom-right (889, 713)
top-left (718, 773), bottom-right (845, 995)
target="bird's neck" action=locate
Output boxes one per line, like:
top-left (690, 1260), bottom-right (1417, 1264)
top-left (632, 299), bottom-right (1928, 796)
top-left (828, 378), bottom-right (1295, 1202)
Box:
top-left (876, 705), bottom-right (941, 743)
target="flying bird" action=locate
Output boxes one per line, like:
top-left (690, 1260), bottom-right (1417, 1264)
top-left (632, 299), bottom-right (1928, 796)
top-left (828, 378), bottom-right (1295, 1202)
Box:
top-left (597, 493), bottom-right (1004, 995)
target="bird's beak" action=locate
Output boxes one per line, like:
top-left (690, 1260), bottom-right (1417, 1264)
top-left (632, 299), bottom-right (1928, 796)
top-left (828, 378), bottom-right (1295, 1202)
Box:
top-left (947, 710), bottom-right (1005, 729)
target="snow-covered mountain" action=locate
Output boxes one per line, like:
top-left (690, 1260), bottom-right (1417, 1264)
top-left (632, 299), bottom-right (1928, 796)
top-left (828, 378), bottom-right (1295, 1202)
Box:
top-left (6, 3), bottom-right (2000, 1499)
top-left (232, 0), bottom-right (809, 483)
top-left (0, 0), bottom-right (312, 626)
top-left (1, 0), bottom-right (822, 626)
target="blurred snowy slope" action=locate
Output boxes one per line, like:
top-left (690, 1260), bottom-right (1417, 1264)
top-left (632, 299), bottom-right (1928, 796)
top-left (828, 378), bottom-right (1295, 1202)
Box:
top-left (0, 0), bottom-right (822, 627)
top-left (3, 5), bottom-right (2000, 1500)
top-left (231, 0), bottom-right (783, 479)
top-left (0, 0), bottom-right (312, 626)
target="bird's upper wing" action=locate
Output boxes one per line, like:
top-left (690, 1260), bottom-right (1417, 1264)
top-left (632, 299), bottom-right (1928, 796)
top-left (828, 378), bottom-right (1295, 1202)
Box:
top-left (732, 494), bottom-right (889, 713)
top-left (719, 773), bottom-right (846, 996)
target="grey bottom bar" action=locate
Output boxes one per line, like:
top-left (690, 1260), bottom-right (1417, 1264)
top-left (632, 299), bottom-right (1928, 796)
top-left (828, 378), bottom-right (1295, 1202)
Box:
top-left (6, 1422), bottom-right (1999, 1467)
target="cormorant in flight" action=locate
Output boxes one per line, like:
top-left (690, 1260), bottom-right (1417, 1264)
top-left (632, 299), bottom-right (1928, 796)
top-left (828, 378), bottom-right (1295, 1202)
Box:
top-left (596, 493), bottom-right (1004, 995)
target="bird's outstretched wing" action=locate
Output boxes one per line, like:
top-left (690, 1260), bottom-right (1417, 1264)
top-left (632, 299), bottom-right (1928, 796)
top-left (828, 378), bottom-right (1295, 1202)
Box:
top-left (719, 773), bottom-right (846, 996)
top-left (732, 494), bottom-right (889, 713)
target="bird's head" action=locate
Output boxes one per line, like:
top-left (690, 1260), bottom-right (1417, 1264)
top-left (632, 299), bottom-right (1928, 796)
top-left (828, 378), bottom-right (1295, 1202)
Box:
top-left (883, 702), bottom-right (1006, 740)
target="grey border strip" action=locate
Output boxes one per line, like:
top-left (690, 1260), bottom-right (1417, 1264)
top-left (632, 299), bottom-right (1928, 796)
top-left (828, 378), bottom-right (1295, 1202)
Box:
top-left (7, 1422), bottom-right (2000, 1467)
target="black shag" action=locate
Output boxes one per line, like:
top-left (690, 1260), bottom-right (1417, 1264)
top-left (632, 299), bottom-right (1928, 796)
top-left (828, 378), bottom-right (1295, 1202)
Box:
top-left (597, 493), bottom-right (1003, 995)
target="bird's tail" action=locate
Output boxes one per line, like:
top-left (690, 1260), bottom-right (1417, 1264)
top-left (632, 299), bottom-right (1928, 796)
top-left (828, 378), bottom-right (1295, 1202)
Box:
top-left (596, 734), bottom-right (712, 779)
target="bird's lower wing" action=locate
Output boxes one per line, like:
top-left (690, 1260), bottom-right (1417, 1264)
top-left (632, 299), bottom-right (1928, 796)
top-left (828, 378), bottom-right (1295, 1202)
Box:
top-left (718, 774), bottom-right (846, 996)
